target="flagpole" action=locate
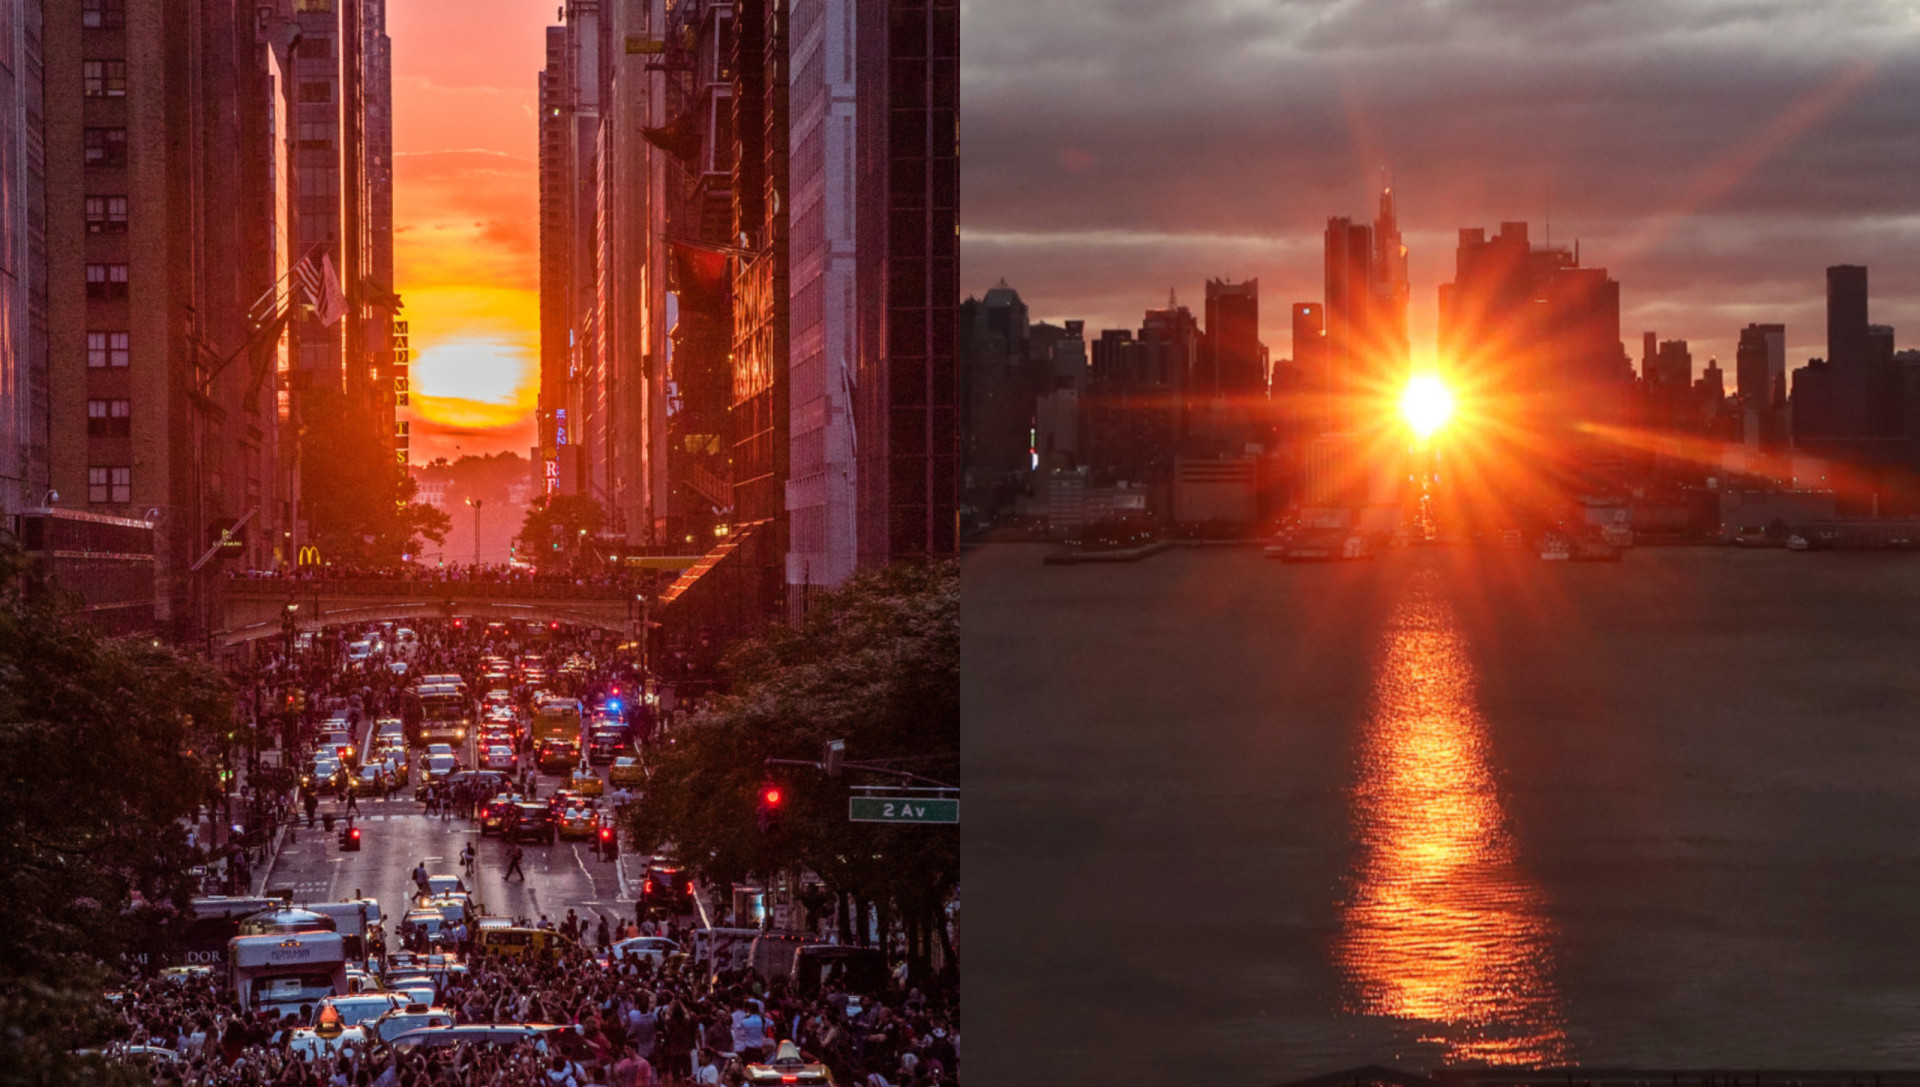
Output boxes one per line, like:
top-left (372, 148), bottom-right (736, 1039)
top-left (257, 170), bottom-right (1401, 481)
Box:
top-left (247, 239), bottom-right (328, 326)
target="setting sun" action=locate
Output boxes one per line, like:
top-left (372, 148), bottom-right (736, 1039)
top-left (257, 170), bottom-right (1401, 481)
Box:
top-left (1401, 374), bottom-right (1455, 440)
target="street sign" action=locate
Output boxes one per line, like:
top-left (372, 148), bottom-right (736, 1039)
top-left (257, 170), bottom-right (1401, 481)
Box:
top-left (848, 796), bottom-right (958, 824)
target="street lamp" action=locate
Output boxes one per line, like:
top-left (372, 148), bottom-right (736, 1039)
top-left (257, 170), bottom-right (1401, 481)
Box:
top-left (466, 498), bottom-right (483, 567)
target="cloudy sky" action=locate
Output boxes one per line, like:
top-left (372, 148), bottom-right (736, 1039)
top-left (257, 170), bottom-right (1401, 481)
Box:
top-left (389, 0), bottom-right (548, 463)
top-left (961, 0), bottom-right (1920, 390)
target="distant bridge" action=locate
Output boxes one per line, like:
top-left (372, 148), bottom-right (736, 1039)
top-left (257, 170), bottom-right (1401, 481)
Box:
top-left (214, 576), bottom-right (686, 648)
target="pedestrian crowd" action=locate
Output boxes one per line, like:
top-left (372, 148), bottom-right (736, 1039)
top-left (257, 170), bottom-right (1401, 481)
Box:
top-left (92, 928), bottom-right (958, 1087)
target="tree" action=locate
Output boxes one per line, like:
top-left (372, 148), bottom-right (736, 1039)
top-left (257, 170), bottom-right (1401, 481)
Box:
top-left (299, 390), bottom-right (450, 564)
top-left (516, 494), bottom-right (606, 569)
top-left (623, 561), bottom-right (958, 982)
top-left (0, 544), bottom-right (231, 1085)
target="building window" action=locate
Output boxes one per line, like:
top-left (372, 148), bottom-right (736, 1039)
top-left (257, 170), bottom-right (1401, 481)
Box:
top-left (84, 196), bottom-right (128, 234)
top-left (82, 0), bottom-right (126, 28)
top-left (88, 466), bottom-right (131, 504)
top-left (88, 331), bottom-right (131, 368)
top-left (298, 81), bottom-right (331, 104)
top-left (82, 60), bottom-right (126, 98)
top-left (87, 399), bottom-right (131, 437)
top-left (86, 264), bottom-right (129, 300)
top-left (297, 37), bottom-right (332, 58)
top-left (84, 127), bottom-right (128, 166)
top-left (297, 122), bottom-right (335, 150)
top-left (294, 0), bottom-right (332, 11)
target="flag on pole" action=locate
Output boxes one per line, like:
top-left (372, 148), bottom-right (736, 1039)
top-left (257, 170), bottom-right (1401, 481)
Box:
top-left (316, 255), bottom-right (347, 327)
top-left (292, 254), bottom-right (322, 311)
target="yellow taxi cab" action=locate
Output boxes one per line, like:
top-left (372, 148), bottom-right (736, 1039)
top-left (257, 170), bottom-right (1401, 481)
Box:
top-left (608, 757), bottom-right (646, 788)
top-left (568, 768), bottom-right (604, 797)
top-left (557, 804), bottom-right (598, 841)
top-left (471, 926), bottom-right (580, 962)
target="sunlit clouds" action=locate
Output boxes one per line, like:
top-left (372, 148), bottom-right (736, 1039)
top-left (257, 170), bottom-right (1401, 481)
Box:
top-left (964, 0), bottom-right (1920, 381)
top-left (388, 0), bottom-right (549, 463)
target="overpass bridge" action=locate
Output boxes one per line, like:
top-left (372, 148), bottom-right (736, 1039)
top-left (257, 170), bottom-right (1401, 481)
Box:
top-left (214, 576), bottom-right (671, 649)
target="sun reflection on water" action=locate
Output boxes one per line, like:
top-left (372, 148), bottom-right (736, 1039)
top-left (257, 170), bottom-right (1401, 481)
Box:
top-left (1337, 565), bottom-right (1569, 1065)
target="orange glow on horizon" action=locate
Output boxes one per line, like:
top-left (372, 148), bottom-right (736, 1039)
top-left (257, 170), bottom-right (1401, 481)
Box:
top-left (1337, 566), bottom-right (1569, 1065)
top-left (389, 2), bottom-right (549, 464)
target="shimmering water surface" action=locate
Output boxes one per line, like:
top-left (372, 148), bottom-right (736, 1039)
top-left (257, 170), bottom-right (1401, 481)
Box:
top-left (963, 545), bottom-right (1920, 1087)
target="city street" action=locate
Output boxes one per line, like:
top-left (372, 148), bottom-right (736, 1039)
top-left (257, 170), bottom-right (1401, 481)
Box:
top-left (266, 791), bottom-right (637, 938)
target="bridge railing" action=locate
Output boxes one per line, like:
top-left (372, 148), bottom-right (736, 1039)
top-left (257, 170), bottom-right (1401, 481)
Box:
top-left (222, 577), bottom-right (636, 602)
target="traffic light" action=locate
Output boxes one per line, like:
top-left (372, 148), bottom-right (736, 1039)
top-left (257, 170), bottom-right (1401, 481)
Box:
top-left (293, 691), bottom-right (307, 713)
top-left (756, 782), bottom-right (784, 834)
top-left (598, 824), bottom-right (616, 858)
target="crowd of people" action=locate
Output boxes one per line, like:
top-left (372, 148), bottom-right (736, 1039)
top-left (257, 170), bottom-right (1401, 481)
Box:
top-left (96, 916), bottom-right (958, 1086)
top-left (87, 615), bottom-right (958, 1086)
top-left (226, 561), bottom-right (648, 591)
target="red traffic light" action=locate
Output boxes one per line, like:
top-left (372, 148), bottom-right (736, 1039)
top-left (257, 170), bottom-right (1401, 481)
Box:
top-left (599, 827), bottom-right (612, 841)
top-left (761, 786), bottom-right (783, 807)
top-left (348, 827), bottom-right (360, 840)
top-left (549, 622), bottom-right (560, 631)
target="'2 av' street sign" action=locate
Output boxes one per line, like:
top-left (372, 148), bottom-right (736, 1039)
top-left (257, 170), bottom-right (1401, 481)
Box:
top-left (849, 796), bottom-right (958, 824)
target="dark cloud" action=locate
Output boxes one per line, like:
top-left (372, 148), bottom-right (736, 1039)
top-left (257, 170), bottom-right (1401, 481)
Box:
top-left (961, 0), bottom-right (1920, 383)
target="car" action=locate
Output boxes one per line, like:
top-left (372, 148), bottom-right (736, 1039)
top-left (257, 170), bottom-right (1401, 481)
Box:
top-left (387, 1024), bottom-right (567, 1057)
top-left (398, 909), bottom-right (450, 949)
top-left (557, 804), bottom-right (598, 841)
top-left (389, 660), bottom-right (410, 675)
top-left (479, 793), bottom-right (523, 836)
top-left (504, 802), bottom-right (556, 845)
top-left (304, 758), bottom-right (344, 794)
top-left (423, 894), bottom-right (474, 928)
top-left (419, 874), bottom-right (468, 898)
top-left (286, 1025), bottom-right (371, 1062)
top-left (569, 768), bottom-right (604, 797)
top-left (366, 1005), bottom-right (456, 1044)
top-left (745, 1042), bottom-right (836, 1086)
top-left (608, 935), bottom-right (679, 967)
top-left (482, 745), bottom-right (517, 772)
top-left (640, 862), bottom-right (694, 914)
top-left (350, 763), bottom-right (394, 795)
top-left (317, 993), bottom-right (407, 1027)
top-left (609, 757), bottom-right (646, 788)
top-left (426, 743), bottom-right (455, 758)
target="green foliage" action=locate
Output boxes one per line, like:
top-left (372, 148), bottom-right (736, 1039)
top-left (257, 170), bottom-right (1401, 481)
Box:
top-left (299, 390), bottom-right (451, 563)
top-left (624, 561), bottom-right (958, 934)
top-left (516, 493), bottom-right (606, 567)
top-left (414, 451), bottom-right (530, 505)
top-left (0, 544), bottom-right (230, 1085)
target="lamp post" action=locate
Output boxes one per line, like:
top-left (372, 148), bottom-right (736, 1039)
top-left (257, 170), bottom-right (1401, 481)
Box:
top-left (466, 498), bottom-right (483, 568)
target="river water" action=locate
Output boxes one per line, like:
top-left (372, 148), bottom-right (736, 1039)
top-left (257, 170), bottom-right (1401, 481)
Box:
top-left (962, 544), bottom-right (1920, 1086)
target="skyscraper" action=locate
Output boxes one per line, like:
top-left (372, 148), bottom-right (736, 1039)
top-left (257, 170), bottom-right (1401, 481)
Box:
top-left (46, 0), bottom-right (295, 634)
top-left (849, 0), bottom-right (960, 570)
top-left (1323, 217), bottom-right (1373, 431)
top-left (1200, 278), bottom-right (1261, 400)
top-left (1827, 264), bottom-right (1868, 373)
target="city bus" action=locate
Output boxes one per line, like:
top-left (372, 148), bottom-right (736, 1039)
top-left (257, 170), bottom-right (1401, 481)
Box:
top-left (413, 682), bottom-right (470, 746)
top-left (530, 696), bottom-right (580, 749)
top-left (228, 931), bottom-right (348, 1015)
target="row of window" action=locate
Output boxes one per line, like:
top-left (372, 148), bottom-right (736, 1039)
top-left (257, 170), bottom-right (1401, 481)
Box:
top-left (88, 331), bottom-right (130, 368)
top-left (84, 127), bottom-right (127, 166)
top-left (81, 0), bottom-right (126, 28)
top-left (88, 399), bottom-right (131, 437)
top-left (85, 264), bottom-right (129, 300)
top-left (88, 466), bottom-right (131, 505)
top-left (82, 60), bottom-right (126, 98)
top-left (84, 196), bottom-right (128, 233)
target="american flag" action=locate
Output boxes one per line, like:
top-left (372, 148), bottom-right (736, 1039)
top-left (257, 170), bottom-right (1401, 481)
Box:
top-left (292, 253), bottom-right (323, 310)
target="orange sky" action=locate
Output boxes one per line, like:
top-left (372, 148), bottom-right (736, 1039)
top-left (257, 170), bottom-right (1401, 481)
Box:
top-left (389, 0), bottom-right (551, 465)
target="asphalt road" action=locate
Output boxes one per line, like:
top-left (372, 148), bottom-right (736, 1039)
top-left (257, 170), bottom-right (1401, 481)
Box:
top-left (267, 702), bottom-right (643, 941)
